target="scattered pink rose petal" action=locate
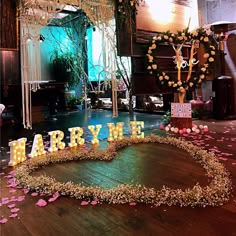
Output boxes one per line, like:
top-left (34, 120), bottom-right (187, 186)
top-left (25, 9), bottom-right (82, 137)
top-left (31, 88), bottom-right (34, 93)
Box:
top-left (9, 183), bottom-right (17, 188)
top-left (0, 218), bottom-right (8, 224)
top-left (9, 189), bottom-right (17, 193)
top-left (48, 192), bottom-right (60, 202)
top-left (2, 200), bottom-right (10, 205)
top-left (227, 145), bottom-right (233, 147)
top-left (10, 196), bottom-right (18, 202)
top-left (48, 197), bottom-right (57, 203)
top-left (129, 202), bottom-right (137, 206)
top-left (81, 201), bottom-right (89, 206)
top-left (2, 197), bottom-right (9, 201)
top-left (53, 192), bottom-right (60, 199)
top-left (11, 208), bottom-right (20, 213)
top-left (0, 172), bottom-right (5, 176)
top-left (36, 199), bottom-right (47, 207)
top-left (7, 179), bottom-right (14, 184)
top-left (9, 213), bottom-right (18, 218)
top-left (7, 204), bottom-right (16, 209)
top-left (218, 157), bottom-right (228, 161)
top-left (8, 170), bottom-right (15, 176)
top-left (23, 189), bottom-right (30, 194)
top-left (0, 203), bottom-right (2, 207)
top-left (31, 192), bottom-right (39, 197)
top-left (221, 153), bottom-right (233, 156)
top-left (4, 175), bottom-right (13, 179)
top-left (17, 196), bottom-right (25, 202)
top-left (90, 200), bottom-right (98, 205)
top-left (232, 163), bottom-right (236, 166)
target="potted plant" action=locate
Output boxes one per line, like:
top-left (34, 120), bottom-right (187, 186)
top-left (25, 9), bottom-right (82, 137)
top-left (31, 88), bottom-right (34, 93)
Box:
top-left (50, 50), bottom-right (71, 84)
top-left (50, 50), bottom-right (84, 106)
top-left (51, 50), bottom-right (84, 84)
top-left (67, 96), bottom-right (83, 111)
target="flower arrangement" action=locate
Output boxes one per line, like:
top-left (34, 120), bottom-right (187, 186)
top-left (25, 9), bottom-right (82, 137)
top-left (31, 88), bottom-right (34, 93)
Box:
top-left (146, 27), bottom-right (217, 93)
top-left (14, 135), bottom-right (232, 207)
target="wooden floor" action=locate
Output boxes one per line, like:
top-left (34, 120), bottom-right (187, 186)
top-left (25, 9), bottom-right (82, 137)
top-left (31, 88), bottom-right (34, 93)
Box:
top-left (0, 112), bottom-right (236, 236)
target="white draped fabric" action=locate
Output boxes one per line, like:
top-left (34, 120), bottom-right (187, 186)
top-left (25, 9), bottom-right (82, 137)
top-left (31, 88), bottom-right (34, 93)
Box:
top-left (20, 22), bottom-right (42, 129)
top-left (99, 21), bottom-right (118, 117)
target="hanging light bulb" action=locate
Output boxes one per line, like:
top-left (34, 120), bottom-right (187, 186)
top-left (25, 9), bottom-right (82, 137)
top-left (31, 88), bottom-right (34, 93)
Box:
top-left (26, 34), bottom-right (32, 42)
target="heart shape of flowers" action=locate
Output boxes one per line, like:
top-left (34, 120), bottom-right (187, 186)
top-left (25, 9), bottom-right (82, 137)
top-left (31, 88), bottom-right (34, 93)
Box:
top-left (146, 27), bottom-right (216, 92)
top-left (14, 135), bottom-right (231, 207)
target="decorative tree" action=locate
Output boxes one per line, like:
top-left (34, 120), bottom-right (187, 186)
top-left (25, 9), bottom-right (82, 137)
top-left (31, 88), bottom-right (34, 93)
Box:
top-left (46, 11), bottom-right (89, 100)
top-left (90, 20), bottom-right (134, 115)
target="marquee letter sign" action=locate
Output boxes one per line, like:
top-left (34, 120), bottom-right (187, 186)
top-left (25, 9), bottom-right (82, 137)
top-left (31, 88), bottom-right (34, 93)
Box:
top-left (48, 130), bottom-right (66, 152)
top-left (8, 121), bottom-right (145, 166)
top-left (68, 127), bottom-right (85, 147)
top-left (107, 122), bottom-right (124, 142)
top-left (130, 121), bottom-right (144, 139)
top-left (29, 134), bottom-right (46, 158)
top-left (8, 138), bottom-right (27, 166)
top-left (88, 125), bottom-right (102, 144)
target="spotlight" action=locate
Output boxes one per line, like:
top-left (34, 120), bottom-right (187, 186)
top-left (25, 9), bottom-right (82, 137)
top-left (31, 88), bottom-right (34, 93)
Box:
top-left (40, 34), bottom-right (45, 42)
top-left (86, 23), bottom-right (91, 29)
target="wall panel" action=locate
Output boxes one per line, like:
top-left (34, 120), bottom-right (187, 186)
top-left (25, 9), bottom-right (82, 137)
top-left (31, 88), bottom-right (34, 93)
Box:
top-left (0, 0), bottom-right (18, 49)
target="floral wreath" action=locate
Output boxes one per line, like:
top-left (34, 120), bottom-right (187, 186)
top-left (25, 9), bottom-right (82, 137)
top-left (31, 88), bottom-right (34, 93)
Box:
top-left (15, 135), bottom-right (231, 207)
top-left (146, 27), bottom-right (217, 92)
